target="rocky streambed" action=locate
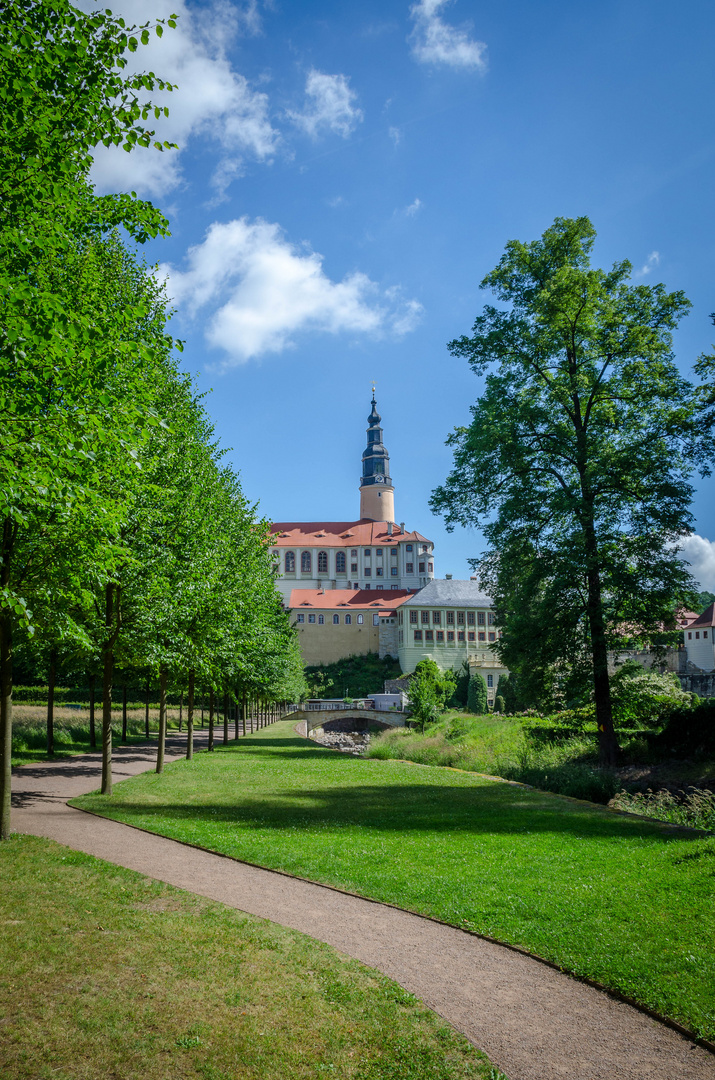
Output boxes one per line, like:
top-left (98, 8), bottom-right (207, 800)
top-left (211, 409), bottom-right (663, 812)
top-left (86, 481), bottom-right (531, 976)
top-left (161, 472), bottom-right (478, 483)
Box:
top-left (310, 730), bottom-right (370, 755)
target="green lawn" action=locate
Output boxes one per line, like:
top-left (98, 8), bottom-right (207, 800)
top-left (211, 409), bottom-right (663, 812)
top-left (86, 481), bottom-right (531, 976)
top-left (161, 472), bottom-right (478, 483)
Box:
top-left (74, 721), bottom-right (715, 1041)
top-left (0, 835), bottom-right (500, 1080)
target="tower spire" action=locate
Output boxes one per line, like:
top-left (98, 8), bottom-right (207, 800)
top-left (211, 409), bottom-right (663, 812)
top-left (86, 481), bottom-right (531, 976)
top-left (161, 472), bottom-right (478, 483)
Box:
top-left (359, 388), bottom-right (395, 522)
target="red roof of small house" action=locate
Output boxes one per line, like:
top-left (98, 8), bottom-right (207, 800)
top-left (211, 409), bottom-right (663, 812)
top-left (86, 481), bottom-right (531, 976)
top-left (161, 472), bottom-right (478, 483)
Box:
top-left (674, 610), bottom-right (700, 628)
top-left (270, 520), bottom-right (431, 548)
top-left (288, 588), bottom-right (414, 613)
top-left (687, 603), bottom-right (715, 629)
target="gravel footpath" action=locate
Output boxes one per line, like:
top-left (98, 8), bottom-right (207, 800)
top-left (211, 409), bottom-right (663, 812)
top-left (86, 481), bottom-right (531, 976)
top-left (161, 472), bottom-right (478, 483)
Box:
top-left (9, 728), bottom-right (715, 1080)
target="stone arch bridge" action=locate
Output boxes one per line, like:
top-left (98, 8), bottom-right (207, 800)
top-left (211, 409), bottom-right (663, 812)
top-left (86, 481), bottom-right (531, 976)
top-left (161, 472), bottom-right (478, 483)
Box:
top-left (287, 707), bottom-right (406, 737)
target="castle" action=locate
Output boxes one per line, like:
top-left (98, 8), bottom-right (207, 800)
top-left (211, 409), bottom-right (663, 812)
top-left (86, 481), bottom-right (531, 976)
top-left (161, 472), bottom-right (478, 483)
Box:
top-left (269, 393), bottom-right (506, 699)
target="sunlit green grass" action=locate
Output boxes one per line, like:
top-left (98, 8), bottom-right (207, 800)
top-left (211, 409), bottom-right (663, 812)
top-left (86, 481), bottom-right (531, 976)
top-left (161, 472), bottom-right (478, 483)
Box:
top-left (0, 835), bottom-right (500, 1080)
top-left (74, 721), bottom-right (715, 1041)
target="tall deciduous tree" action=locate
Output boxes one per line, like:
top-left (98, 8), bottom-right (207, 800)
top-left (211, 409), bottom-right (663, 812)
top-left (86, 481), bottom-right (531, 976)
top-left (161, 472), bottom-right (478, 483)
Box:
top-left (431, 217), bottom-right (699, 765)
top-left (0, 1), bottom-right (177, 837)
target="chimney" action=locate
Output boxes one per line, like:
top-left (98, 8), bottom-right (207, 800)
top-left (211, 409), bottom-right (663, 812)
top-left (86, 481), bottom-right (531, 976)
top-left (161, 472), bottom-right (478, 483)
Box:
top-left (387, 522), bottom-right (393, 535)
top-left (445, 573), bottom-right (452, 580)
top-left (400, 522), bottom-right (405, 534)
top-left (470, 575), bottom-right (478, 581)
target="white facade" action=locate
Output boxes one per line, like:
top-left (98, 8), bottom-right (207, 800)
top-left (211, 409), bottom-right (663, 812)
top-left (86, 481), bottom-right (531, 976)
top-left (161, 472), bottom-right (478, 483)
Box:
top-left (397, 579), bottom-right (509, 704)
top-left (684, 614), bottom-right (715, 671)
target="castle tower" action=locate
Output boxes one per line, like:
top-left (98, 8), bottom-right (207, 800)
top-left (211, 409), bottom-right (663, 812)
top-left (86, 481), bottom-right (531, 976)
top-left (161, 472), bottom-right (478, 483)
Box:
top-left (359, 391), bottom-right (395, 522)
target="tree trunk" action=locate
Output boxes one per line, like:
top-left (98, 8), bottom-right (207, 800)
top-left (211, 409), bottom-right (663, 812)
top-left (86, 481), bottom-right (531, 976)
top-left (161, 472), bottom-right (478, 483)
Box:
top-left (0, 609), bottom-right (13, 840)
top-left (242, 691), bottom-right (247, 737)
top-left (201, 693), bottom-right (204, 728)
top-left (101, 642), bottom-right (113, 795)
top-left (89, 674), bottom-right (96, 749)
top-left (46, 649), bottom-right (56, 757)
top-left (208, 688), bottom-right (215, 751)
top-left (144, 676), bottom-right (150, 740)
top-left (121, 682), bottom-right (127, 743)
top-left (156, 667), bottom-right (168, 774)
top-left (223, 690), bottom-right (229, 744)
top-left (100, 582), bottom-right (121, 795)
top-left (186, 669), bottom-right (195, 761)
top-left (583, 521), bottom-right (618, 767)
top-left (179, 689), bottom-right (183, 731)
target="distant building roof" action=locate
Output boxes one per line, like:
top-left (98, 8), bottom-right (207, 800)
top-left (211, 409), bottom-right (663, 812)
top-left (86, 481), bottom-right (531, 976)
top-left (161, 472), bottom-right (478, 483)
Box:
top-left (270, 520), bottom-right (430, 548)
top-left (674, 609), bottom-right (700, 628)
top-left (287, 588), bottom-right (414, 614)
top-left (402, 579), bottom-right (493, 608)
top-left (687, 602), bottom-right (715, 628)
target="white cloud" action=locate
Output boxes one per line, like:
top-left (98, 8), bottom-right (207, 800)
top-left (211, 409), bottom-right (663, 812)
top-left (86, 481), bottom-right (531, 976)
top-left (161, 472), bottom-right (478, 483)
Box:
top-left (389, 126), bottom-right (402, 146)
top-left (677, 534), bottom-right (715, 592)
top-left (161, 218), bottom-right (423, 364)
top-left (409, 0), bottom-right (487, 70)
top-left (634, 250), bottom-right (661, 278)
top-left (288, 70), bottom-right (363, 139)
top-left (81, 0), bottom-right (278, 198)
top-left (405, 197), bottom-right (423, 216)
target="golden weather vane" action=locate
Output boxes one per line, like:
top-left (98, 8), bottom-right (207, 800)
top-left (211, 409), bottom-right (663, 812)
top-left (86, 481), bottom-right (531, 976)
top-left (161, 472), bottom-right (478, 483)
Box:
top-left (371, 380), bottom-right (376, 396)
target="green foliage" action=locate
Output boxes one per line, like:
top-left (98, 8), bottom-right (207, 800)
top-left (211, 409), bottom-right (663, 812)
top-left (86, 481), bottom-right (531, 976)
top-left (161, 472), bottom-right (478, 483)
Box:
top-left (493, 695), bottom-right (505, 714)
top-left (408, 659), bottom-right (456, 729)
top-left (496, 672), bottom-right (522, 713)
top-left (610, 662), bottom-right (692, 731)
top-left (449, 660), bottom-right (470, 708)
top-left (305, 654), bottom-right (401, 699)
top-left (431, 216), bottom-right (701, 763)
top-left (655, 702), bottom-right (715, 757)
top-left (467, 672), bottom-right (488, 715)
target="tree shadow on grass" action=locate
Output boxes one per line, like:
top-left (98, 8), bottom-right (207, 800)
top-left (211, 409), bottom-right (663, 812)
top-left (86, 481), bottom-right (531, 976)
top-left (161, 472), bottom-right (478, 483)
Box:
top-left (99, 782), bottom-right (704, 843)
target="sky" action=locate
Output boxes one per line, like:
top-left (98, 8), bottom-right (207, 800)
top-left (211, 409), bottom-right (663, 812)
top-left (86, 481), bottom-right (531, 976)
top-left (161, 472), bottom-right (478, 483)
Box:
top-left (87, 0), bottom-right (715, 592)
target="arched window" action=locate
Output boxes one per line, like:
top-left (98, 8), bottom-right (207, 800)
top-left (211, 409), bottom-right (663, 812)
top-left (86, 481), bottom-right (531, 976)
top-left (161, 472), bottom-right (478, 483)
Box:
top-left (301, 551), bottom-right (311, 573)
top-left (335, 552), bottom-right (346, 573)
top-left (318, 614), bottom-right (324, 624)
top-left (285, 551), bottom-right (295, 573)
top-left (345, 614), bottom-right (352, 624)
top-left (318, 550), bottom-right (328, 574)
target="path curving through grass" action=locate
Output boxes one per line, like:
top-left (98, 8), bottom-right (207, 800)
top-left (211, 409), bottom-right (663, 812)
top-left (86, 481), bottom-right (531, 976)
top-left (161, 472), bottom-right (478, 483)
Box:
top-left (73, 720), bottom-right (715, 1043)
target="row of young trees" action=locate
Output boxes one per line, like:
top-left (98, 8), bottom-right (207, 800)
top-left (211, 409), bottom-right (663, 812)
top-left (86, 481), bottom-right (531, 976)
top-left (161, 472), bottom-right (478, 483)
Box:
top-left (432, 217), bottom-right (715, 765)
top-left (0, 2), bottom-right (305, 839)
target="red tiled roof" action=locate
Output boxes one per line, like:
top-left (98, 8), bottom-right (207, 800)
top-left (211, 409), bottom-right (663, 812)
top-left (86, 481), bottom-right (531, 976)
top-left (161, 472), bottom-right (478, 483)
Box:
top-left (287, 588), bottom-right (414, 611)
top-left (674, 610), bottom-right (700, 628)
top-left (687, 602), bottom-right (715, 628)
top-left (270, 520), bottom-right (430, 547)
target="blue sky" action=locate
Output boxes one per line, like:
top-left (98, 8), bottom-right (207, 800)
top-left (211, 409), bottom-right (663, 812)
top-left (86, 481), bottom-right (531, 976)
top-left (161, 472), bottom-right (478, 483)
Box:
top-left (88, 0), bottom-right (715, 590)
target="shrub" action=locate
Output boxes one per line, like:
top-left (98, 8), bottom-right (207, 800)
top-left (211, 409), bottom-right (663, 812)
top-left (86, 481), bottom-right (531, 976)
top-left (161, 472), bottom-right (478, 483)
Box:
top-left (610, 664), bottom-right (692, 731)
top-left (450, 661), bottom-right (470, 709)
top-left (493, 694), bottom-right (505, 714)
top-left (467, 672), bottom-right (488, 715)
top-left (654, 702), bottom-right (715, 757)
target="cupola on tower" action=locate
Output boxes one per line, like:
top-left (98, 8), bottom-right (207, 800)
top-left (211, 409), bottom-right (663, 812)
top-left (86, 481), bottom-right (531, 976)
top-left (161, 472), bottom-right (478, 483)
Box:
top-left (359, 391), bottom-right (395, 522)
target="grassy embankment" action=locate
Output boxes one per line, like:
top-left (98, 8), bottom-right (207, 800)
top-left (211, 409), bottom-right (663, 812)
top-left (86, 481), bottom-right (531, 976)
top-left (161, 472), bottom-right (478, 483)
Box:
top-left (0, 835), bottom-right (499, 1080)
top-left (74, 721), bottom-right (715, 1041)
top-left (368, 709), bottom-right (715, 811)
